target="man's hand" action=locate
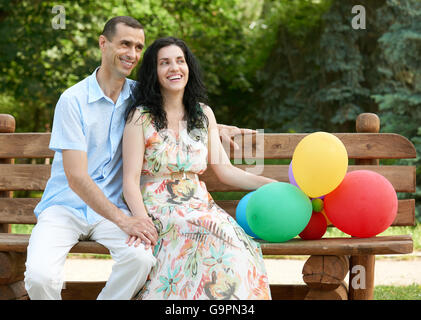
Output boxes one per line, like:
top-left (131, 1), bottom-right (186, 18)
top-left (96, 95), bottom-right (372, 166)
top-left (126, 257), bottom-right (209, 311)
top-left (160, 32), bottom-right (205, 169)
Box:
top-left (118, 214), bottom-right (158, 250)
top-left (217, 124), bottom-right (256, 150)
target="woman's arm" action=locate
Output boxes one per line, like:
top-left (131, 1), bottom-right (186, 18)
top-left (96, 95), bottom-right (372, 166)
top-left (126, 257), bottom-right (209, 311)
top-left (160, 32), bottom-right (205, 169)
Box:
top-left (204, 106), bottom-right (277, 190)
top-left (122, 108), bottom-right (158, 248)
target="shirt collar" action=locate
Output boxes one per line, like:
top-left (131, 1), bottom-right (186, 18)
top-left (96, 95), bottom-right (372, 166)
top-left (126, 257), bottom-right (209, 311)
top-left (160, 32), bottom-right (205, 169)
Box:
top-left (88, 67), bottom-right (105, 104)
top-left (88, 67), bottom-right (133, 105)
top-left (119, 77), bottom-right (133, 104)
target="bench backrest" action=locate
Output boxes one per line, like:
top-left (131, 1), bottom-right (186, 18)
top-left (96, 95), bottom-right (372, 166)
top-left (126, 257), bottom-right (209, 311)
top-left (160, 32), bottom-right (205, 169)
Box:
top-left (0, 113), bottom-right (417, 230)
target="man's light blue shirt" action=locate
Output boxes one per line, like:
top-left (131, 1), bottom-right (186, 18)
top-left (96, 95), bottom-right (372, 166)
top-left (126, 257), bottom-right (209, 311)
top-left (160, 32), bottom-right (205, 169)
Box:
top-left (34, 68), bottom-right (135, 224)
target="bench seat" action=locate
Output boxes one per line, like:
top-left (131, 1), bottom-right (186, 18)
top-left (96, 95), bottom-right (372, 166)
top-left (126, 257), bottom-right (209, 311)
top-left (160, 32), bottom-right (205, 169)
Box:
top-left (0, 233), bottom-right (413, 256)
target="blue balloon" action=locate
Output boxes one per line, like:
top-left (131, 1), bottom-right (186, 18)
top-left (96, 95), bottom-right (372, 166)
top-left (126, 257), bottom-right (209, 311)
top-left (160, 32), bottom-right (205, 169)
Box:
top-left (236, 192), bottom-right (259, 238)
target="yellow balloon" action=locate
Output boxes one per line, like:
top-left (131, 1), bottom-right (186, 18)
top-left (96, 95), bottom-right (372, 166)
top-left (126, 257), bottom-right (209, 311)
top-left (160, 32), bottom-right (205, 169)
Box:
top-left (292, 132), bottom-right (348, 198)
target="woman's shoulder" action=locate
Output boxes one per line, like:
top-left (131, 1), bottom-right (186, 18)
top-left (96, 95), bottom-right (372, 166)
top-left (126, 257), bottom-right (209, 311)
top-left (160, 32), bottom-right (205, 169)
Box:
top-left (126, 105), bottom-right (151, 126)
top-left (198, 102), bottom-right (213, 116)
top-left (134, 105), bottom-right (153, 119)
top-left (199, 103), bottom-right (216, 122)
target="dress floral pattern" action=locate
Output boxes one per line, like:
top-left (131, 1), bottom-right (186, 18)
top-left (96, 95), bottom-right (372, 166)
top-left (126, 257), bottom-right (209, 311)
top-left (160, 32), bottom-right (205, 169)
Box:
top-left (132, 106), bottom-right (271, 300)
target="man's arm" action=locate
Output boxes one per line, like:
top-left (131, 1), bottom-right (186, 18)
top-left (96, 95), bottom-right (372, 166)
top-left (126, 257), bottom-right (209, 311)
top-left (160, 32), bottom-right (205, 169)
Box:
top-left (217, 124), bottom-right (256, 150)
top-left (62, 150), bottom-right (157, 246)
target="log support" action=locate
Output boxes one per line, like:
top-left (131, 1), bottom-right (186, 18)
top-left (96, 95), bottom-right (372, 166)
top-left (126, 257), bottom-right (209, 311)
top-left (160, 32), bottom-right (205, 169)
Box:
top-left (0, 251), bottom-right (28, 299)
top-left (0, 280), bottom-right (28, 300)
top-left (302, 255), bottom-right (349, 300)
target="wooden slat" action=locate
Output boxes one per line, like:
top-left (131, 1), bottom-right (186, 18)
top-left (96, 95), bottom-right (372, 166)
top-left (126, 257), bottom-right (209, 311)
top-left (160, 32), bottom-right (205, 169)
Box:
top-left (258, 235), bottom-right (413, 256)
top-left (226, 133), bottom-right (416, 160)
top-left (204, 165), bottom-right (416, 193)
top-left (0, 164), bottom-right (415, 193)
top-left (0, 132), bottom-right (416, 160)
top-left (0, 164), bottom-right (51, 191)
top-left (61, 282), bottom-right (310, 300)
top-left (0, 198), bottom-right (39, 224)
top-left (213, 199), bottom-right (415, 227)
top-left (0, 133), bottom-right (53, 158)
top-left (393, 199), bottom-right (416, 226)
top-left (0, 233), bottom-right (412, 255)
top-left (0, 198), bottom-right (414, 227)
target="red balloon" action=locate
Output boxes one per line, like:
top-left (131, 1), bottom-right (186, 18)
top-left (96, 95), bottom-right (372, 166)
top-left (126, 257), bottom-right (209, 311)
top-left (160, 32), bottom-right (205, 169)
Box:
top-left (299, 211), bottom-right (327, 240)
top-left (324, 170), bottom-right (398, 238)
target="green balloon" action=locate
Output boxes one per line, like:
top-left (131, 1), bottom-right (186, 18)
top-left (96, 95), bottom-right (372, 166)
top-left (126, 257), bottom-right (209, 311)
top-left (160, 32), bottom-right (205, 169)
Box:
top-left (311, 198), bottom-right (324, 212)
top-left (246, 182), bottom-right (312, 242)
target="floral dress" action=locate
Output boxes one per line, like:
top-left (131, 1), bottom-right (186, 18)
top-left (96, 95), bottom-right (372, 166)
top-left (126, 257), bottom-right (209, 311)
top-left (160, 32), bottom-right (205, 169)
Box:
top-left (132, 106), bottom-right (271, 300)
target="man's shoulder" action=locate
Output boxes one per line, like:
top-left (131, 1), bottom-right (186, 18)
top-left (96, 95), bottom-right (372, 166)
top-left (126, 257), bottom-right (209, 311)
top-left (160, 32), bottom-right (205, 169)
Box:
top-left (61, 75), bottom-right (90, 100)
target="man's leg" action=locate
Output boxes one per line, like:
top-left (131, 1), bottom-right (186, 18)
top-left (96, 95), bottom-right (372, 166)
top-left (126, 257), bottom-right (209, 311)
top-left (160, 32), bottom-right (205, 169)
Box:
top-left (91, 212), bottom-right (156, 300)
top-left (24, 205), bottom-right (86, 299)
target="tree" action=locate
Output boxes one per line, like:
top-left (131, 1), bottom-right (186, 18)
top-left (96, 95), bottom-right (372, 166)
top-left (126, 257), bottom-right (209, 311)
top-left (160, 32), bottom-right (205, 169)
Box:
top-left (257, 0), bottom-right (421, 218)
top-left (372, 0), bottom-right (421, 218)
top-left (0, 0), bottom-right (271, 131)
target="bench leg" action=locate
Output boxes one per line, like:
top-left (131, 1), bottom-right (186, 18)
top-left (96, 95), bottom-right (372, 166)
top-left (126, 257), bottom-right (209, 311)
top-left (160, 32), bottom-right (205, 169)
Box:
top-left (0, 252), bottom-right (28, 300)
top-left (0, 281), bottom-right (28, 300)
top-left (302, 255), bottom-right (349, 300)
top-left (348, 255), bottom-right (375, 300)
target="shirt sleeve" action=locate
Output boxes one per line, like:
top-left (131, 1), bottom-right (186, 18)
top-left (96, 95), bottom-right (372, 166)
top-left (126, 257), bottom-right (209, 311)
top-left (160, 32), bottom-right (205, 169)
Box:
top-left (49, 93), bottom-right (88, 153)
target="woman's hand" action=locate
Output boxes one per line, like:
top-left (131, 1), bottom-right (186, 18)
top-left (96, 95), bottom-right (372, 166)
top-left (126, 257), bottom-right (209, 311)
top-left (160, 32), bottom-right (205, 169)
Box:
top-left (124, 214), bottom-right (158, 250)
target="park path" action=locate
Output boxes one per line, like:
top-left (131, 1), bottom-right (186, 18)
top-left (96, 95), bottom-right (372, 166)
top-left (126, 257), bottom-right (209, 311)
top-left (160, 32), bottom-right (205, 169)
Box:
top-left (64, 252), bottom-right (421, 286)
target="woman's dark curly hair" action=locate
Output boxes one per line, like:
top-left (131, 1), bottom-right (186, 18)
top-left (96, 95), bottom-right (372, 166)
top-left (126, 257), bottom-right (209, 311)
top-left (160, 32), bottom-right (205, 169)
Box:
top-left (126, 37), bottom-right (208, 133)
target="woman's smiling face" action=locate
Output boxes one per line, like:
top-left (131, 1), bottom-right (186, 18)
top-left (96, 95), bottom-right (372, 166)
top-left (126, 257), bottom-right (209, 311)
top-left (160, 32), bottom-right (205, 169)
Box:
top-left (157, 45), bottom-right (189, 95)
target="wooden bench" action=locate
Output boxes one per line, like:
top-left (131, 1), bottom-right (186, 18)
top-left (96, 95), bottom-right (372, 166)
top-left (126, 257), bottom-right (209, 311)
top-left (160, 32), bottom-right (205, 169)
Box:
top-left (0, 112), bottom-right (416, 300)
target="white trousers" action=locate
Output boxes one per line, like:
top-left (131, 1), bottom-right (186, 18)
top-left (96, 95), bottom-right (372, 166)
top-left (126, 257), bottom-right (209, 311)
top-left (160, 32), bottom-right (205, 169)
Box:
top-left (24, 205), bottom-right (156, 300)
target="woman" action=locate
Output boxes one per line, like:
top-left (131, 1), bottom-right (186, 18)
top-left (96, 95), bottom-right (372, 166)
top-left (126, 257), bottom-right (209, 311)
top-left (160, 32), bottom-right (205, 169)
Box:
top-left (122, 37), bottom-right (276, 300)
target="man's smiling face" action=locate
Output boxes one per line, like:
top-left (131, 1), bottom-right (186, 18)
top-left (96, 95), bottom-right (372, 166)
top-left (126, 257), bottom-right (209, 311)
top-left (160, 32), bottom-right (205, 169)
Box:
top-left (100, 23), bottom-right (145, 78)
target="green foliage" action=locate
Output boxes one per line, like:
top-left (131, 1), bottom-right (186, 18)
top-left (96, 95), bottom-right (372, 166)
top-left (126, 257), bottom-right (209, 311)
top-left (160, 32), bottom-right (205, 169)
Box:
top-left (0, 0), bottom-right (108, 131)
top-left (257, 0), bottom-right (421, 219)
top-left (372, 0), bottom-right (421, 220)
top-left (0, 0), bottom-right (270, 131)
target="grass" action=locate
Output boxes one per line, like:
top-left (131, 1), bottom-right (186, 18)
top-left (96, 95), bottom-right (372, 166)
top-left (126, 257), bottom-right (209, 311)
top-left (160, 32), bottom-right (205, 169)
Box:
top-left (12, 224), bottom-right (34, 234)
top-left (374, 284), bottom-right (421, 300)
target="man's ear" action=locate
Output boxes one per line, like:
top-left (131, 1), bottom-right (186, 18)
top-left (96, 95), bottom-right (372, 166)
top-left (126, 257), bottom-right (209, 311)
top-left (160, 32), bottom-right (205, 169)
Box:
top-left (98, 35), bottom-right (107, 51)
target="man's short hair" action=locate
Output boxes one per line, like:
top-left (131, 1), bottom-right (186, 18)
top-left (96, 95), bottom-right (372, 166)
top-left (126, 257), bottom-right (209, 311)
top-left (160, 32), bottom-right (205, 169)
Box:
top-left (101, 16), bottom-right (144, 40)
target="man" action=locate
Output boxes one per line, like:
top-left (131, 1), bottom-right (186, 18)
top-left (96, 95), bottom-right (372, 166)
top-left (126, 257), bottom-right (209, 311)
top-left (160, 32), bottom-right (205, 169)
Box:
top-left (24, 16), bottom-right (246, 300)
